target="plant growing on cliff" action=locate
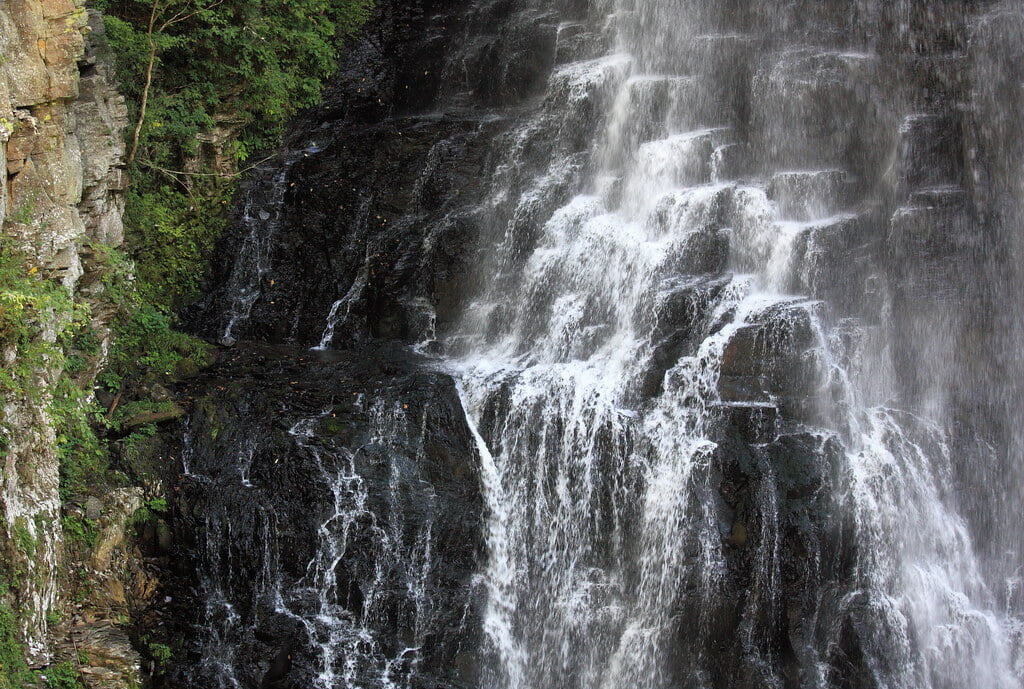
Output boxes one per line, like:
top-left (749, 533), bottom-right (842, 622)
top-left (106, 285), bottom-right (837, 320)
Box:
top-left (78, 0), bottom-right (374, 456)
top-left (92, 0), bottom-right (373, 315)
top-left (98, 0), bottom-right (373, 170)
top-left (40, 662), bottom-right (84, 689)
top-left (0, 245), bottom-right (82, 406)
top-left (0, 603), bottom-right (34, 688)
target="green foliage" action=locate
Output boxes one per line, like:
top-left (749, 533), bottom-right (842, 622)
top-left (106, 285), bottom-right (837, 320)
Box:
top-left (50, 374), bottom-right (110, 501)
top-left (139, 634), bottom-right (173, 672)
top-left (130, 495), bottom-right (169, 529)
top-left (91, 242), bottom-right (139, 311)
top-left (42, 661), bottom-right (82, 689)
top-left (0, 2), bottom-right (373, 679)
top-left (144, 497), bottom-right (168, 513)
top-left (101, 304), bottom-right (212, 394)
top-left (149, 642), bottom-right (172, 667)
top-left (98, 0), bottom-right (373, 164)
top-left (0, 604), bottom-right (32, 689)
top-left (61, 514), bottom-right (98, 551)
top-left (122, 184), bottom-right (228, 310)
top-left (94, 0), bottom-right (374, 313)
top-left (0, 245), bottom-right (80, 406)
top-left (0, 243), bottom-right (124, 495)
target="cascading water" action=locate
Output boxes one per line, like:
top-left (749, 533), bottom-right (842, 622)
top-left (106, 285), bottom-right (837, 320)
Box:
top-left (215, 146), bottom-right (318, 345)
top-left (173, 0), bottom-right (1024, 687)
top-left (170, 348), bottom-right (482, 689)
top-left (451, 1), bottom-right (1024, 688)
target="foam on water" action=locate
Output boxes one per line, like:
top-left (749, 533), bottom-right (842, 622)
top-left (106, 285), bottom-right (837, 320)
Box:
top-left (450, 1), bottom-right (1024, 687)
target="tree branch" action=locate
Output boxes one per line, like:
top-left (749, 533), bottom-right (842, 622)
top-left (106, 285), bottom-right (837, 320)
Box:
top-left (127, 0), bottom-right (228, 165)
top-left (126, 0), bottom-right (163, 165)
top-left (137, 154), bottom-right (277, 179)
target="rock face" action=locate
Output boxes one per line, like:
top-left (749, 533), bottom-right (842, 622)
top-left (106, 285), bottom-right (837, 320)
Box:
top-left (57, 485), bottom-right (150, 689)
top-left (172, 1), bottom-right (551, 686)
top-left (165, 344), bottom-right (483, 689)
top-left (0, 0), bottom-right (127, 669)
top-left (189, 0), bottom-right (561, 348)
top-left (1, 4), bottom-right (127, 287)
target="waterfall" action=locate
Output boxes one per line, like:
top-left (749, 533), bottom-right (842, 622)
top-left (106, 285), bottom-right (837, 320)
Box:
top-left (169, 348), bottom-right (483, 689)
top-left (452, 1), bottom-right (1024, 688)
top-left (174, 0), bottom-right (1024, 687)
top-left (215, 147), bottom-right (313, 345)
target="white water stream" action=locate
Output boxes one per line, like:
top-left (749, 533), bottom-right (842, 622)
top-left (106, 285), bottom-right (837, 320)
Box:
top-left (448, 1), bottom-right (1024, 687)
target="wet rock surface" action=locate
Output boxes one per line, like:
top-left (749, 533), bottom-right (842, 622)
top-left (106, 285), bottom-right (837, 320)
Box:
top-left (164, 343), bottom-right (482, 689)
top-left (170, 2), bottom-right (544, 686)
top-left (189, 0), bottom-right (570, 348)
top-left (173, 0), bottom-right (1024, 688)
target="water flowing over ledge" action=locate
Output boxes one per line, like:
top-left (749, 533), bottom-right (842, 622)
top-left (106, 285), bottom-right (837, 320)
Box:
top-left (175, 1), bottom-right (1024, 688)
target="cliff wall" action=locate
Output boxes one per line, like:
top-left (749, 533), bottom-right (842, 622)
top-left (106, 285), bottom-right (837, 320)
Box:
top-left (0, 0), bottom-right (131, 678)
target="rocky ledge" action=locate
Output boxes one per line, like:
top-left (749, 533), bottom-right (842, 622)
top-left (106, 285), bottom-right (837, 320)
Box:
top-left (149, 342), bottom-right (483, 689)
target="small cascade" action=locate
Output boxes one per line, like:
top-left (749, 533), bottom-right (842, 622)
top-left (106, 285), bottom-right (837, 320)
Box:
top-left (170, 348), bottom-right (482, 689)
top-left (215, 145), bottom-right (320, 345)
top-left (278, 404), bottom-right (437, 689)
top-left (314, 270), bottom-right (368, 351)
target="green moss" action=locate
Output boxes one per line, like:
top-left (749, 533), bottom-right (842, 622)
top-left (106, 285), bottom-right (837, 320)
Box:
top-left (11, 520), bottom-right (35, 560)
top-left (0, 603), bottom-right (33, 689)
top-left (61, 515), bottom-right (98, 551)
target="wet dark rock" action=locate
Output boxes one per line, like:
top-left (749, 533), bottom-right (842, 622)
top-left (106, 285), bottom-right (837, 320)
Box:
top-left (165, 343), bottom-right (483, 689)
top-left (259, 640), bottom-right (294, 689)
top-left (717, 402), bottom-right (778, 444)
top-left (767, 170), bottom-right (850, 221)
top-left (898, 113), bottom-right (964, 191)
top-left (700, 424), bottom-right (847, 689)
top-left (887, 204), bottom-right (976, 300)
top-left (718, 301), bottom-right (821, 420)
top-left (189, 0), bottom-right (519, 348)
top-left (459, 7), bottom-right (560, 106)
top-left (637, 275), bottom-right (730, 399)
top-left (786, 211), bottom-right (883, 313)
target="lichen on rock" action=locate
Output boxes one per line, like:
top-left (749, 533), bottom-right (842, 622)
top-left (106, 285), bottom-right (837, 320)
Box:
top-left (0, 0), bottom-right (130, 676)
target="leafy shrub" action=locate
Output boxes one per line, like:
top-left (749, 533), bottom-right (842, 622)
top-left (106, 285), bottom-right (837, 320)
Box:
top-left (0, 603), bottom-right (33, 689)
top-left (42, 661), bottom-right (82, 689)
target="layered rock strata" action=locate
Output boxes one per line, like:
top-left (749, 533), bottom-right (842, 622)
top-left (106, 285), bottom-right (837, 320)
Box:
top-left (0, 0), bottom-right (127, 669)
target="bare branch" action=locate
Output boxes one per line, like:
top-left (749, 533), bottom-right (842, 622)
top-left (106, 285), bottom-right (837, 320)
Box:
top-left (137, 155), bottom-right (278, 179)
top-left (159, 0), bottom-right (227, 32)
top-left (127, 0), bottom-right (172, 165)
